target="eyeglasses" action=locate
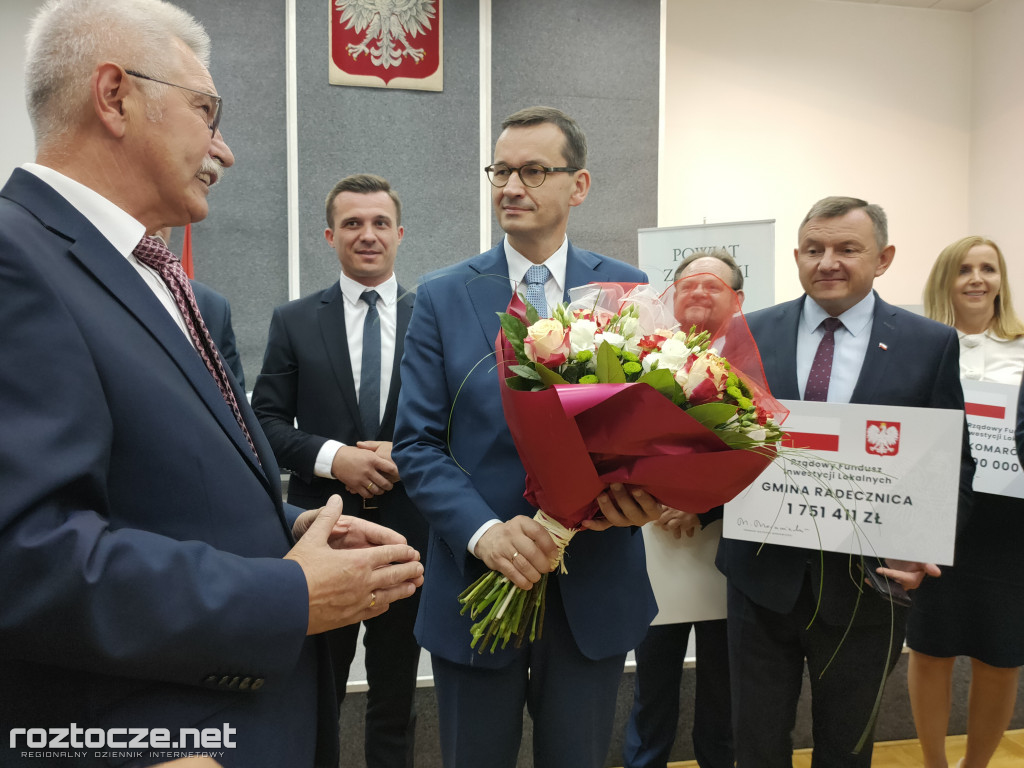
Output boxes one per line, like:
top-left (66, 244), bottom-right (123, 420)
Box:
top-left (124, 68), bottom-right (223, 136)
top-left (484, 163), bottom-right (580, 188)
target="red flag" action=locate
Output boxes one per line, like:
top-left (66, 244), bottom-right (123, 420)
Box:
top-left (181, 223), bottom-right (194, 279)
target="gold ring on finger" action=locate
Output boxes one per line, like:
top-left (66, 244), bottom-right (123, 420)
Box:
top-left (369, 591), bottom-right (376, 608)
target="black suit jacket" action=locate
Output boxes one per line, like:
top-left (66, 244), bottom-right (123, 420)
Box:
top-left (191, 278), bottom-right (245, 388)
top-left (716, 293), bottom-right (973, 625)
top-left (252, 282), bottom-right (426, 549)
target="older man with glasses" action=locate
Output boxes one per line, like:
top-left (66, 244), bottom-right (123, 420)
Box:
top-left (0, 1), bottom-right (423, 766)
top-left (393, 105), bottom-right (662, 768)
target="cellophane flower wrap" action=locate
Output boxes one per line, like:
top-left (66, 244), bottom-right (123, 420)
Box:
top-left (458, 278), bottom-right (788, 653)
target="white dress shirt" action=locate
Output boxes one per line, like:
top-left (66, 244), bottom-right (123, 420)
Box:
top-left (958, 329), bottom-right (1024, 386)
top-left (22, 163), bottom-right (199, 345)
top-left (313, 273), bottom-right (399, 478)
top-left (796, 292), bottom-right (875, 403)
top-left (504, 235), bottom-right (568, 318)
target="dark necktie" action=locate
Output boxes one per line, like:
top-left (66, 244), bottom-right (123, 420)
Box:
top-left (132, 236), bottom-right (258, 459)
top-left (524, 264), bottom-right (551, 318)
top-left (359, 290), bottom-right (381, 439)
top-left (804, 316), bottom-right (843, 402)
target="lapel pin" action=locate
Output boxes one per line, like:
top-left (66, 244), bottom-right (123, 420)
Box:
top-left (878, 342), bottom-right (888, 351)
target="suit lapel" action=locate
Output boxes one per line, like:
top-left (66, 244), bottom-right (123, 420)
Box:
top-left (850, 293), bottom-right (898, 404)
top-left (317, 283), bottom-right (363, 430)
top-left (761, 298), bottom-right (803, 400)
top-left (382, 285), bottom-right (414, 428)
top-left (466, 244), bottom-right (514, 351)
top-left (564, 243), bottom-right (602, 296)
top-left (65, 228), bottom-right (270, 484)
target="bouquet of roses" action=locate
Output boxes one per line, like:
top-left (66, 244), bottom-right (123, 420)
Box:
top-left (458, 281), bottom-right (787, 653)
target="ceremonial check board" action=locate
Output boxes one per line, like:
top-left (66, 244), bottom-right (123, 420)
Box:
top-left (724, 400), bottom-right (963, 565)
top-left (960, 380), bottom-right (1024, 498)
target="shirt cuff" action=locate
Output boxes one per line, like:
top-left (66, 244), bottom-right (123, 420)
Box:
top-left (314, 440), bottom-right (345, 479)
top-left (468, 519), bottom-right (502, 557)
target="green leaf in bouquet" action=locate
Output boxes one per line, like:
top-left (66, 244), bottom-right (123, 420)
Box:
top-left (509, 364), bottom-right (541, 381)
top-left (595, 340), bottom-right (626, 384)
top-left (685, 402), bottom-right (741, 430)
top-left (498, 313), bottom-right (529, 362)
top-left (524, 300), bottom-right (540, 326)
top-left (636, 367), bottom-right (679, 399)
top-left (535, 363), bottom-right (569, 386)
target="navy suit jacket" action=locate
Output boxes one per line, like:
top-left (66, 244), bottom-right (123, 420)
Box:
top-left (251, 282), bottom-right (426, 550)
top-left (393, 241), bottom-right (658, 668)
top-left (716, 293), bottom-right (973, 625)
top-left (191, 279), bottom-right (245, 388)
top-left (0, 169), bottom-right (335, 767)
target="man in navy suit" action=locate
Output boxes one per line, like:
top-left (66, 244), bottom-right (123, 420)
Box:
top-left (252, 174), bottom-right (427, 768)
top-left (716, 196), bottom-right (972, 767)
top-left (0, 2), bottom-right (422, 766)
top-left (393, 106), bottom-right (664, 768)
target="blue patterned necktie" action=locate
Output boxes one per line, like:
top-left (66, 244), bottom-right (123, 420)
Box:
top-left (524, 264), bottom-right (551, 317)
top-left (359, 290), bottom-right (381, 438)
top-left (804, 317), bottom-right (843, 402)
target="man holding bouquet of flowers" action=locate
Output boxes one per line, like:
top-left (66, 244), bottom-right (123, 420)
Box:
top-left (393, 106), bottom-right (664, 768)
top-left (716, 196), bottom-right (974, 767)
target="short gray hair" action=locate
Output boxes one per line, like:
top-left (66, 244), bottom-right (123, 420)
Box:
top-left (673, 248), bottom-right (743, 291)
top-left (799, 196), bottom-right (888, 251)
top-left (25, 0), bottom-right (209, 145)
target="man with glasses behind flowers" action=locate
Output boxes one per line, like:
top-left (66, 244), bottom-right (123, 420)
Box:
top-left (623, 249), bottom-right (744, 768)
top-left (0, 1), bottom-right (423, 766)
top-left (394, 106), bottom-right (665, 768)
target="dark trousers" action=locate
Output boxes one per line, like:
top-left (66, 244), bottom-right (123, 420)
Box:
top-left (727, 578), bottom-right (905, 768)
top-left (623, 619), bottom-right (733, 768)
top-left (327, 588), bottom-right (421, 768)
top-left (430, 578), bottom-right (625, 768)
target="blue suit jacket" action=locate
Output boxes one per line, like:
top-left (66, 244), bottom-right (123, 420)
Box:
top-left (716, 293), bottom-right (973, 625)
top-left (0, 169), bottom-right (335, 767)
top-left (252, 282), bottom-right (427, 550)
top-left (393, 241), bottom-right (658, 668)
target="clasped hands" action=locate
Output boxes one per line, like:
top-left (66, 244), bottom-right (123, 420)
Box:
top-left (286, 495), bottom-right (424, 635)
top-left (475, 483), bottom-right (663, 591)
top-left (332, 440), bottom-right (398, 499)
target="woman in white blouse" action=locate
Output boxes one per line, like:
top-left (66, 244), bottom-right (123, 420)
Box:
top-left (908, 236), bottom-right (1024, 768)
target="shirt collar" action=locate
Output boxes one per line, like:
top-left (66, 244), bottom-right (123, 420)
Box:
top-left (338, 271), bottom-right (398, 307)
top-left (802, 291), bottom-right (875, 336)
top-left (503, 234), bottom-right (567, 295)
top-left (22, 162), bottom-right (146, 257)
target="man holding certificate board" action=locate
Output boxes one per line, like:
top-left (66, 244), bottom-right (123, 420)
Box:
top-left (717, 197), bottom-right (974, 767)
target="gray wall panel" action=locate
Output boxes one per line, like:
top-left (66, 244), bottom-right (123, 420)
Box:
top-left (173, 0), bottom-right (290, 387)
top-left (491, 0), bottom-right (659, 270)
top-left (296, 0), bottom-right (481, 300)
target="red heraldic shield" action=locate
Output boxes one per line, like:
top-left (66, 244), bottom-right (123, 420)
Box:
top-left (330, 0), bottom-right (442, 91)
top-left (865, 420), bottom-right (901, 456)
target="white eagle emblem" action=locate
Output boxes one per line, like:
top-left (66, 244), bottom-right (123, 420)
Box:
top-left (335, 0), bottom-right (437, 69)
top-left (865, 421), bottom-right (900, 456)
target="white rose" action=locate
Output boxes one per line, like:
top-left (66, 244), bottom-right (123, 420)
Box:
top-left (569, 318), bottom-right (599, 355)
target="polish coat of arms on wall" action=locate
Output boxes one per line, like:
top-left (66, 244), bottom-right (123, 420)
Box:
top-left (330, 0), bottom-right (442, 91)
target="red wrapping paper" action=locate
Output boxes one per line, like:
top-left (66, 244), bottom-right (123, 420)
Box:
top-left (496, 283), bottom-right (783, 528)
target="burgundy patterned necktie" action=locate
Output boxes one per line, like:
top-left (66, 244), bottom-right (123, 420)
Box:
top-left (804, 316), bottom-right (843, 402)
top-left (132, 236), bottom-right (258, 460)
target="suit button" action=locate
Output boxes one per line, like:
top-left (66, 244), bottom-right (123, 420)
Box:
top-left (239, 677), bottom-right (252, 690)
top-left (228, 676), bottom-right (241, 689)
top-left (251, 678), bottom-right (265, 690)
top-left (203, 675), bottom-right (218, 686)
top-left (218, 675), bottom-right (231, 688)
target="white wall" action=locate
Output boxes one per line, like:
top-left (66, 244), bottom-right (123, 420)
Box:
top-left (1, 0), bottom-right (39, 178)
top-left (662, 0), bottom-right (975, 307)
top-left (971, 0), bottom-right (1024, 311)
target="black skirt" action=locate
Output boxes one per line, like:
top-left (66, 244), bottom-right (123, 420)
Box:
top-left (907, 491), bottom-right (1024, 667)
